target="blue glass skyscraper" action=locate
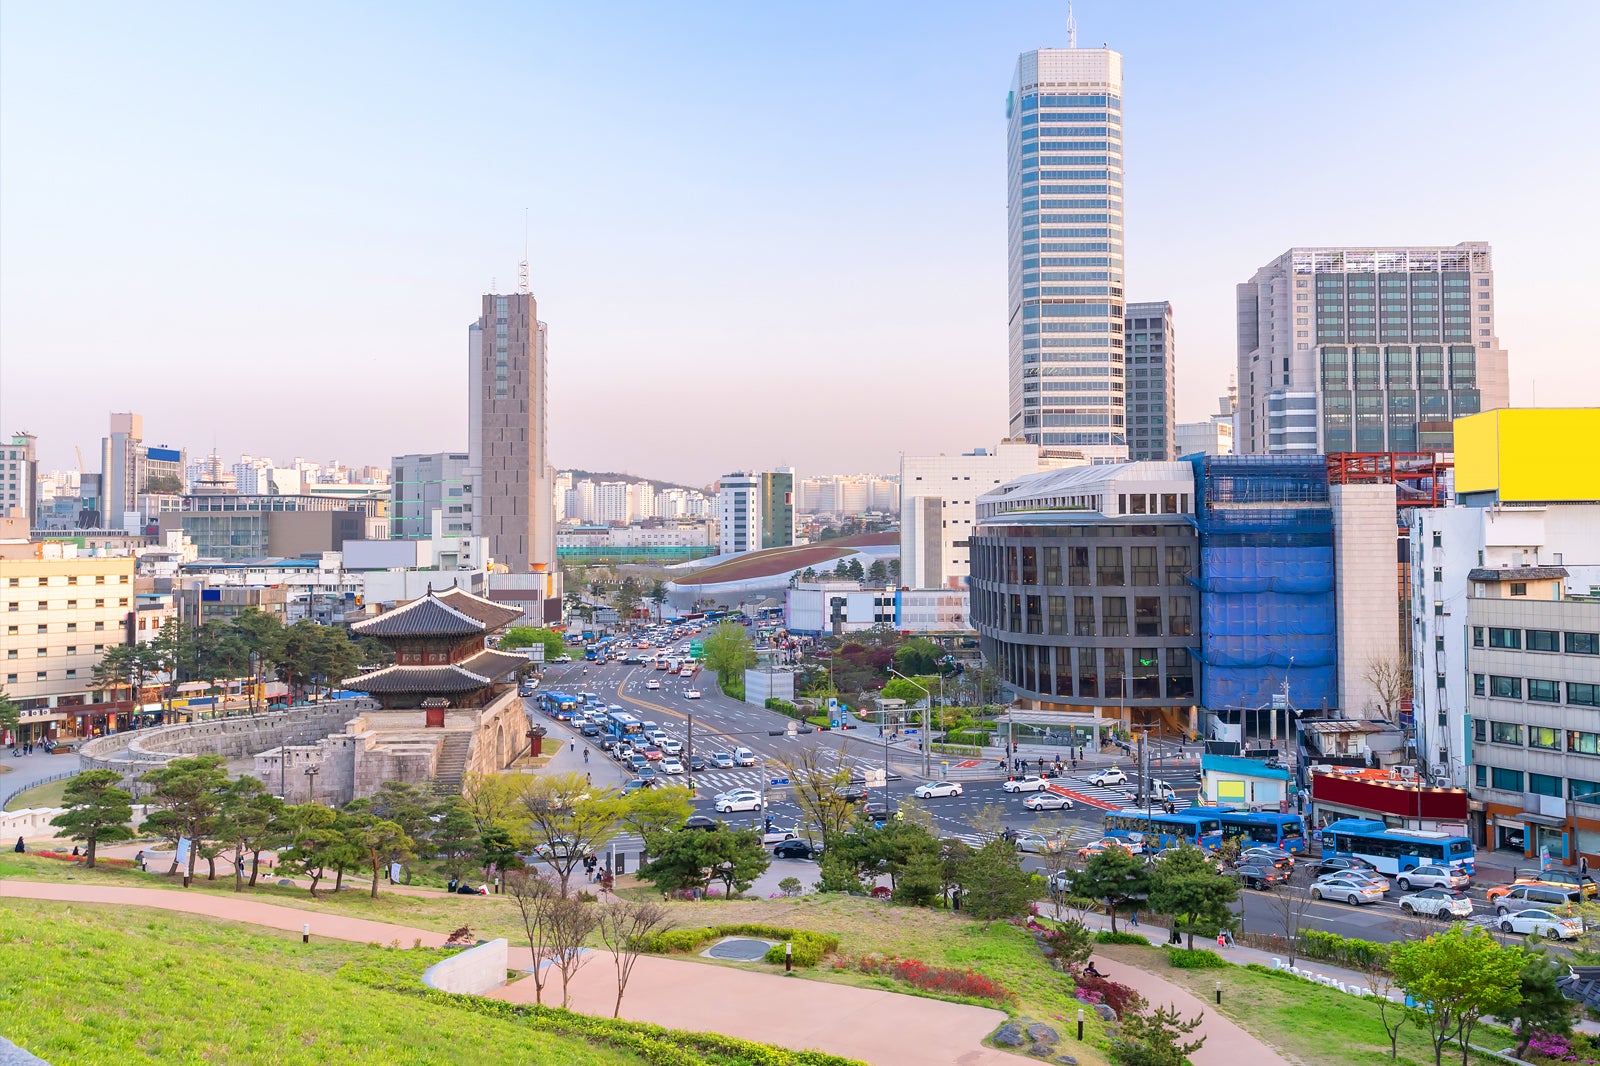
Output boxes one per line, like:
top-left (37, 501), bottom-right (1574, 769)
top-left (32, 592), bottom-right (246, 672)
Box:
top-left (1007, 43), bottom-right (1126, 462)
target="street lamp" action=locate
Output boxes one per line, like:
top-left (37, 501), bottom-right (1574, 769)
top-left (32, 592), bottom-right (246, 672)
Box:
top-left (887, 668), bottom-right (933, 778)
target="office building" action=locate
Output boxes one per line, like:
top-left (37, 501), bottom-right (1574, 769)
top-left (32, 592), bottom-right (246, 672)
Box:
top-left (1175, 420), bottom-right (1232, 457)
top-left (1236, 243), bottom-right (1510, 455)
top-left (1007, 38), bottom-right (1126, 460)
top-left (470, 291), bottom-right (554, 573)
top-left (391, 452), bottom-right (472, 540)
top-left (1409, 409), bottom-right (1600, 790)
top-left (760, 468), bottom-right (795, 549)
top-left (1125, 302), bottom-right (1175, 461)
top-left (3, 432), bottom-right (37, 523)
top-left (717, 473), bottom-right (762, 554)
top-left (0, 551), bottom-right (137, 744)
top-left (900, 442), bottom-right (1084, 590)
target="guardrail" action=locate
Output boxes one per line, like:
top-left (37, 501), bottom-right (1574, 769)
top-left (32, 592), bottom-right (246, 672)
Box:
top-left (0, 769), bottom-right (81, 812)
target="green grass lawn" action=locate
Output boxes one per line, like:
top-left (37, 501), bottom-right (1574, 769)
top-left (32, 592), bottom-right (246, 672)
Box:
top-left (1095, 942), bottom-right (1514, 1066)
top-left (0, 898), bottom-right (865, 1066)
top-left (3, 774), bottom-right (73, 810)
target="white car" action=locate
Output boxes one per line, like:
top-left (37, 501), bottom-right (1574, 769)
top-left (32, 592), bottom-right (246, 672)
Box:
top-left (1013, 830), bottom-right (1069, 854)
top-left (913, 781), bottom-right (963, 799)
top-left (1500, 907), bottom-right (1584, 940)
top-left (648, 729), bottom-right (669, 745)
top-left (1394, 864), bottom-right (1470, 892)
top-left (1310, 876), bottom-right (1385, 905)
top-left (1024, 792), bottom-right (1076, 811)
top-left (1399, 889), bottom-right (1473, 919)
top-left (660, 757), bottom-right (685, 776)
top-left (660, 738), bottom-right (682, 755)
top-left (1085, 767), bottom-right (1128, 787)
top-left (716, 789), bottom-right (763, 813)
top-left (1002, 776), bottom-right (1049, 793)
top-left (646, 679), bottom-right (661, 690)
top-left (760, 825), bottom-right (798, 844)
top-left (685, 689), bottom-right (702, 699)
top-left (733, 747), bottom-right (758, 767)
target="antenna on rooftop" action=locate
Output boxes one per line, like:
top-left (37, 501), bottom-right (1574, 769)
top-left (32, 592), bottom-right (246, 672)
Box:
top-left (519, 208), bottom-right (530, 295)
top-left (1067, 0), bottom-right (1077, 48)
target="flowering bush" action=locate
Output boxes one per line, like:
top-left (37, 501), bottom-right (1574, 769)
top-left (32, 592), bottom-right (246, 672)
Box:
top-left (846, 954), bottom-right (1010, 1002)
top-left (1073, 969), bottom-right (1145, 1020)
top-left (1524, 1030), bottom-right (1600, 1063)
top-left (33, 850), bottom-right (133, 868)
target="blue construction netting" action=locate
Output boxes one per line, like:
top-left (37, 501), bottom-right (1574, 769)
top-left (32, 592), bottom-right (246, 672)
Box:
top-left (1190, 454), bottom-right (1339, 713)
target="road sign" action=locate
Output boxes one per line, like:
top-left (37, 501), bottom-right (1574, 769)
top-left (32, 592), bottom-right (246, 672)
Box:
top-left (786, 720), bottom-right (797, 737)
top-left (770, 777), bottom-right (790, 787)
top-left (864, 768), bottom-right (886, 788)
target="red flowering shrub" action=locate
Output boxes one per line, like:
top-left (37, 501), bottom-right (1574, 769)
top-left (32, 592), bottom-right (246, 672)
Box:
top-left (847, 954), bottom-right (1010, 1002)
top-left (1073, 970), bottom-right (1144, 1020)
top-left (33, 850), bottom-right (133, 868)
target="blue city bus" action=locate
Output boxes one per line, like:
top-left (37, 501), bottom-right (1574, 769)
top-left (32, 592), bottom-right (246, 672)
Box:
top-left (540, 691), bottom-right (579, 720)
top-left (1319, 818), bottom-right (1476, 876)
top-left (1103, 808), bottom-right (1225, 851)
top-left (606, 711), bottom-right (644, 740)
top-left (1218, 810), bottom-right (1307, 854)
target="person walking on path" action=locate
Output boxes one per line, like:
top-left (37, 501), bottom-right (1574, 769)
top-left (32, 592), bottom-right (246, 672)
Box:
top-left (582, 748), bottom-right (589, 764)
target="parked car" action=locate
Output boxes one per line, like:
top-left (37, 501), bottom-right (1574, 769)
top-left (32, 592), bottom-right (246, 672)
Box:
top-left (1507, 868), bottom-right (1599, 898)
top-left (1310, 876), bottom-right (1385, 905)
top-left (1394, 864), bottom-right (1470, 892)
top-left (1500, 907), bottom-right (1584, 940)
top-left (1316, 869), bottom-right (1390, 894)
top-left (1236, 863), bottom-right (1287, 890)
top-left (1399, 888), bottom-right (1474, 919)
top-left (1085, 767), bottom-right (1129, 788)
top-left (716, 789), bottom-right (763, 814)
top-left (1002, 776), bottom-right (1049, 794)
top-left (1308, 855), bottom-right (1374, 879)
top-left (1024, 792), bottom-right (1076, 811)
top-left (1493, 883), bottom-right (1583, 915)
top-left (773, 839), bottom-right (820, 860)
top-left (913, 781), bottom-right (963, 799)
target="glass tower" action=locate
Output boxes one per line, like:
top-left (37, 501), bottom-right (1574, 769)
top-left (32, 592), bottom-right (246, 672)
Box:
top-left (1007, 45), bottom-right (1126, 462)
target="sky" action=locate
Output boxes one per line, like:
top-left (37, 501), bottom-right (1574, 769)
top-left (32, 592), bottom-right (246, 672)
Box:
top-left (2, 2), bottom-right (1597, 486)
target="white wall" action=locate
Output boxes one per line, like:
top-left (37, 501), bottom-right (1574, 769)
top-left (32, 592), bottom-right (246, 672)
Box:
top-left (1332, 484), bottom-right (1399, 718)
top-left (899, 443), bottom-right (1046, 589)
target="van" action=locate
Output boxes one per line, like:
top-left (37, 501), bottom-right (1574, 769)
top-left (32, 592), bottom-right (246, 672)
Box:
top-left (1149, 780), bottom-right (1176, 802)
top-left (1494, 883), bottom-right (1582, 915)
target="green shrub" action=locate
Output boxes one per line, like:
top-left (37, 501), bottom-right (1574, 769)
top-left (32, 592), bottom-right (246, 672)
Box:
top-left (634, 923), bottom-right (840, 968)
top-left (718, 676), bottom-right (745, 701)
top-left (1094, 931), bottom-right (1149, 945)
top-left (943, 730), bottom-right (991, 747)
top-left (1166, 948), bottom-right (1226, 969)
top-left (930, 743), bottom-right (981, 757)
top-left (1299, 928), bottom-right (1390, 971)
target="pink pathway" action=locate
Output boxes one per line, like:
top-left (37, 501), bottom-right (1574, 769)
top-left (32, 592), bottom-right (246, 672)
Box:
top-left (1090, 949), bottom-right (1291, 1066)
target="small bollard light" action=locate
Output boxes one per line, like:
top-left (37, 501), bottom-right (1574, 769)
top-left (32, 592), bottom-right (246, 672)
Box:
top-left (1215, 980), bottom-right (1222, 1005)
top-left (1076, 1008), bottom-right (1084, 1041)
top-left (302, 923), bottom-right (310, 944)
top-left (785, 942), bottom-right (793, 972)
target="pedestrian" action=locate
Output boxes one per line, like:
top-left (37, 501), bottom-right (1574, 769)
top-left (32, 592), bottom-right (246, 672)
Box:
top-left (570, 738), bottom-right (576, 752)
top-left (583, 748), bottom-right (589, 764)
top-left (1129, 909), bottom-right (1139, 927)
top-left (585, 772), bottom-right (592, 787)
top-left (12, 837), bottom-right (23, 854)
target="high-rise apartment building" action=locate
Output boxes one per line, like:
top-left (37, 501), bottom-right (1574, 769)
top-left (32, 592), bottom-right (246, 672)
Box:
top-left (760, 468), bottom-right (795, 550)
top-left (595, 481), bottom-right (630, 525)
top-left (1125, 301), bottom-right (1174, 461)
top-left (1236, 243), bottom-right (1509, 455)
top-left (3, 432), bottom-right (37, 522)
top-left (100, 412), bottom-right (143, 526)
top-left (1007, 40), bottom-right (1126, 461)
top-left (469, 292), bottom-right (554, 572)
top-left (717, 473), bottom-right (761, 555)
top-left (391, 452), bottom-right (472, 540)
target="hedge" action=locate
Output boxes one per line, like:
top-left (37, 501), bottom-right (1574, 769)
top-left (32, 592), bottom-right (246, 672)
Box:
top-left (930, 743), bottom-right (981, 757)
top-left (1094, 931), bottom-right (1149, 945)
top-left (765, 698), bottom-right (801, 718)
top-left (635, 923), bottom-right (841, 969)
top-left (943, 730), bottom-right (991, 747)
top-left (1165, 947), bottom-right (1227, 969)
top-left (1299, 928), bottom-right (1390, 971)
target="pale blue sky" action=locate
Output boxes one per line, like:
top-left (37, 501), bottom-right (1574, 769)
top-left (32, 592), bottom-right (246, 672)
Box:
top-left (3, 2), bottom-right (1596, 484)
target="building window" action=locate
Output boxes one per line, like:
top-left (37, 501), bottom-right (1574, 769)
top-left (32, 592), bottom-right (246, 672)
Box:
top-left (1490, 675), bottom-right (1521, 699)
top-left (1168, 595), bottom-right (1192, 637)
top-left (1526, 629), bottom-right (1559, 652)
top-left (1530, 726), bottom-right (1561, 751)
top-left (1134, 596), bottom-right (1162, 637)
top-left (1473, 719), bottom-right (1487, 742)
top-left (1491, 721), bottom-right (1523, 746)
top-left (1475, 764), bottom-right (1487, 787)
top-left (1432, 532), bottom-right (1442, 548)
top-left (3, 674), bottom-right (13, 685)
top-left (1073, 596), bottom-right (1095, 636)
top-left (1472, 626), bottom-right (1484, 647)
top-left (1164, 545), bottom-right (1191, 585)
top-left (1473, 673), bottom-right (1486, 696)
top-left (1076, 648), bottom-right (1098, 698)
top-left (1047, 595), bottom-right (1066, 636)
top-left (1068, 547), bottom-right (1090, 586)
top-left (1528, 678), bottom-right (1560, 703)
top-left (1130, 546), bottom-right (1158, 586)
top-left (1510, 582), bottom-right (1527, 597)
top-left (1570, 682), bottom-right (1600, 707)
top-left (1568, 632), bottom-right (1600, 656)
top-left (1095, 546), bottom-right (1124, 586)
top-left (1043, 546), bottom-right (1061, 585)
top-left (1491, 767), bottom-right (1523, 792)
top-left (1488, 627), bottom-right (1521, 649)
top-left (1573, 779), bottom-right (1600, 804)
top-left (1101, 597), bottom-right (1128, 637)
top-left (1529, 773), bottom-right (1562, 798)
top-left (1571, 731), bottom-right (1600, 756)
top-left (65, 669), bottom-right (77, 679)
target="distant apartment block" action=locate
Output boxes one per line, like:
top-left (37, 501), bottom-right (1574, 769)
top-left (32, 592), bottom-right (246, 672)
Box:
top-left (391, 452), bottom-right (472, 540)
top-left (1237, 243), bottom-right (1510, 455)
top-left (1126, 301), bottom-right (1175, 461)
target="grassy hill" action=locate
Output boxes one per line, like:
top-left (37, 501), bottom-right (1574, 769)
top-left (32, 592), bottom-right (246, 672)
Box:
top-left (0, 899), bottom-right (857, 1066)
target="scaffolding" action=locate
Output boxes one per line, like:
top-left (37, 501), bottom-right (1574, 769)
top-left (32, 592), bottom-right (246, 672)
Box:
top-left (1325, 451), bottom-right (1453, 509)
top-left (1190, 455), bottom-right (1338, 716)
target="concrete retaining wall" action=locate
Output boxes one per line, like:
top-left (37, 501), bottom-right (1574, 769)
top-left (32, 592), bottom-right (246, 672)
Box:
top-left (420, 938), bottom-right (509, 995)
top-left (3, 803), bottom-right (154, 842)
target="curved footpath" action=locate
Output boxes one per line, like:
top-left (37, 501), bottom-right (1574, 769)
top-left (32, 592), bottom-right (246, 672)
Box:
top-left (1, 880), bottom-right (1286, 1066)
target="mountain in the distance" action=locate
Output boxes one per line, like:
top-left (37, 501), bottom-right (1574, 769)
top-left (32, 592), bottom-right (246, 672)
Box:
top-left (561, 469), bottom-right (708, 494)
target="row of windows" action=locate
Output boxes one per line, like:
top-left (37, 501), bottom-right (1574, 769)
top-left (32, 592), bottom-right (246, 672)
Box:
top-left (5, 670), bottom-right (83, 684)
top-left (6, 574), bottom-right (128, 587)
top-left (7, 621), bottom-right (111, 634)
top-left (973, 542), bottom-right (1194, 589)
top-left (1474, 626), bottom-right (1599, 655)
top-left (991, 639), bottom-right (1194, 702)
top-left (1473, 674), bottom-right (1600, 706)
top-left (978, 590), bottom-right (1195, 638)
top-left (1477, 720), bottom-right (1600, 754)
top-left (1475, 764), bottom-right (1564, 797)
top-left (6, 598), bottom-right (129, 611)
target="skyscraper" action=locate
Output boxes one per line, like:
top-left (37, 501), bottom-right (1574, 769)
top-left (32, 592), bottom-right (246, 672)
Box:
top-left (1236, 243), bottom-right (1509, 454)
top-left (469, 292), bottom-right (554, 572)
top-left (1007, 38), bottom-right (1126, 461)
top-left (1125, 301), bottom-right (1175, 461)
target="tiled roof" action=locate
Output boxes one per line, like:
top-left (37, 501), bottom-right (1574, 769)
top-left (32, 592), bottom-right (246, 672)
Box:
top-left (435, 587), bottom-right (524, 630)
top-left (459, 648), bottom-right (527, 681)
top-left (1467, 565), bottom-right (1569, 583)
top-left (342, 663), bottom-right (494, 693)
top-left (350, 593), bottom-right (486, 638)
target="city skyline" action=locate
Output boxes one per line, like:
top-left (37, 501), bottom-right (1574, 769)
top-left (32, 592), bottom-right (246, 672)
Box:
top-left (3, 2), bottom-right (1597, 482)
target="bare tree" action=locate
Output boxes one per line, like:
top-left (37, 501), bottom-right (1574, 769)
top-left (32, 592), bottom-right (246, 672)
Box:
top-left (1364, 963), bottom-right (1407, 1060)
top-left (1364, 652), bottom-right (1413, 724)
top-left (778, 746), bottom-right (853, 845)
top-left (1266, 873), bottom-right (1318, 965)
top-left (518, 771), bottom-right (621, 897)
top-left (966, 802), bottom-right (1011, 845)
top-left (547, 895), bottom-right (601, 1009)
top-left (596, 901), bottom-right (674, 1018)
top-left (505, 870), bottom-right (559, 1005)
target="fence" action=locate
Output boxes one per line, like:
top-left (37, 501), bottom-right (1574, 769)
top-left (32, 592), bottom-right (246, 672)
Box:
top-left (0, 769), bottom-right (81, 813)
